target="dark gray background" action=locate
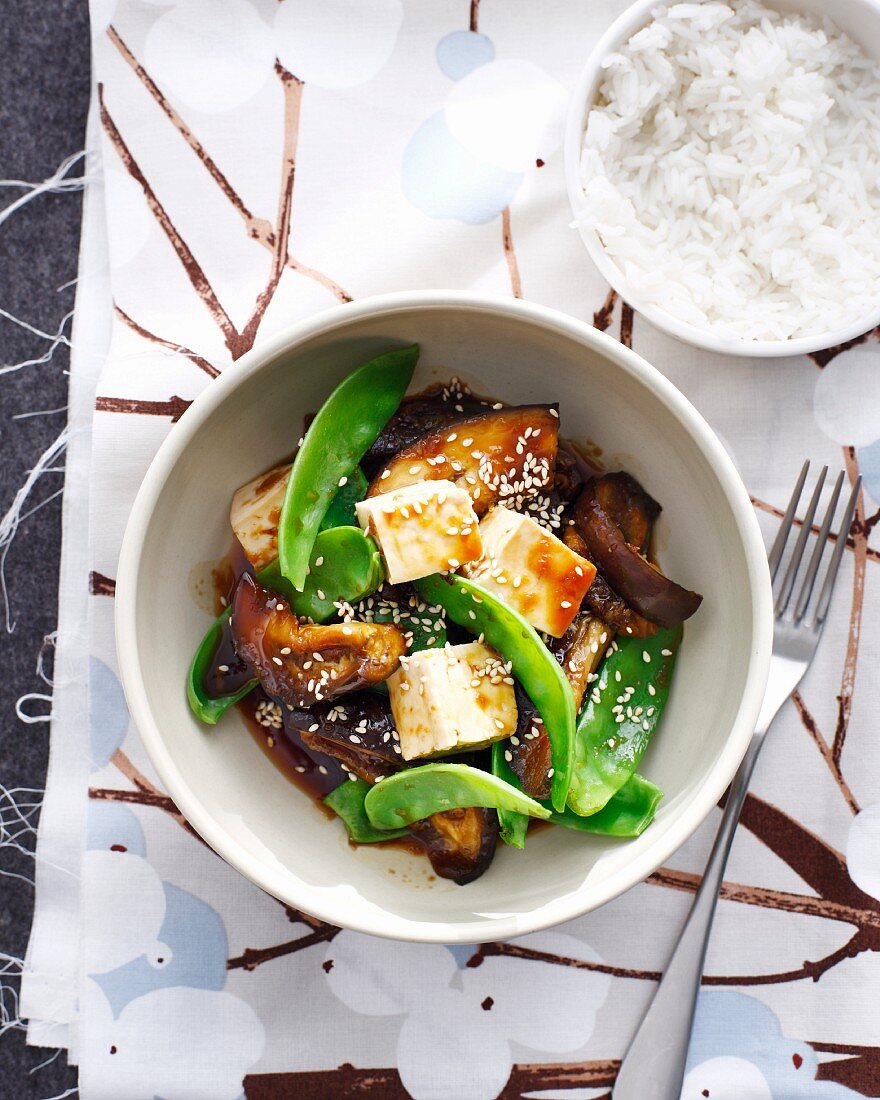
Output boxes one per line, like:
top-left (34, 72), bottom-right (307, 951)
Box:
top-left (0, 0), bottom-right (90, 1094)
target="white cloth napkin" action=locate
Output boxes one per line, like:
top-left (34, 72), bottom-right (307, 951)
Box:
top-left (23, 2), bottom-right (880, 1097)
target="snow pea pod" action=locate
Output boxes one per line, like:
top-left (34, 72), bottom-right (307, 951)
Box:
top-left (414, 574), bottom-right (575, 812)
top-left (319, 467), bottom-right (368, 532)
top-left (324, 779), bottom-right (408, 844)
top-left (567, 625), bottom-right (682, 816)
top-left (548, 773), bottom-right (663, 837)
top-left (187, 527), bottom-right (384, 725)
top-left (278, 345), bottom-right (419, 590)
top-left (491, 741), bottom-right (530, 848)
top-left (364, 762), bottom-right (551, 831)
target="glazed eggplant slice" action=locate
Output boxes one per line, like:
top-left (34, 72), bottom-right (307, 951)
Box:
top-left (367, 405), bottom-right (559, 516)
top-left (231, 574), bottom-right (406, 707)
top-left (409, 806), bottom-right (498, 884)
top-left (286, 693), bottom-right (403, 783)
top-left (553, 443), bottom-right (585, 506)
top-left (362, 388), bottom-right (490, 477)
top-left (593, 472), bottom-right (660, 552)
top-left (563, 526), bottom-right (658, 638)
top-left (548, 611), bottom-right (613, 711)
top-left (573, 482), bottom-right (702, 628)
top-left (508, 612), bottom-right (612, 800)
top-left (508, 686), bottom-right (553, 801)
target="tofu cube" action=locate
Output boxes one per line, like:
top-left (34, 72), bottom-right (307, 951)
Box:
top-left (356, 480), bottom-right (482, 585)
top-left (461, 507), bottom-right (597, 637)
top-left (230, 463), bottom-right (290, 570)
top-left (388, 641), bottom-right (518, 760)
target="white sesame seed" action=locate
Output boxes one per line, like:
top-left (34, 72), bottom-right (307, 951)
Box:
top-left (504, 749), bottom-right (513, 762)
top-left (271, 656), bottom-right (283, 666)
top-left (315, 556), bottom-right (324, 567)
top-left (316, 590), bottom-right (326, 600)
top-left (380, 469), bottom-right (390, 479)
top-left (560, 600), bottom-right (572, 609)
top-left (661, 648), bottom-right (672, 657)
top-left (648, 684), bottom-right (656, 696)
top-left (643, 651), bottom-right (651, 663)
top-left (218, 664), bottom-right (229, 673)
top-left (338, 476), bottom-right (348, 487)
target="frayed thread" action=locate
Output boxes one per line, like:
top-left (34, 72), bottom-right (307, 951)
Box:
top-left (0, 424), bottom-right (71, 632)
top-left (0, 150), bottom-right (91, 230)
top-left (15, 694), bottom-right (53, 725)
top-left (0, 951), bottom-right (26, 1040)
top-left (0, 307), bottom-right (73, 377)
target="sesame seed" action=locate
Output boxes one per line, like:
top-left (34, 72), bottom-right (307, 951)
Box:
top-left (560, 600), bottom-right (572, 609)
top-left (315, 556), bottom-right (324, 567)
top-left (504, 749), bottom-right (512, 762)
top-left (308, 723), bottom-right (319, 732)
top-left (318, 765), bottom-right (328, 775)
top-left (380, 469), bottom-right (390, 479)
top-left (271, 656), bottom-right (283, 666)
top-left (316, 590), bottom-right (326, 600)
top-left (547, 768), bottom-right (555, 778)
top-left (615, 670), bottom-right (622, 682)
top-left (661, 648), bottom-right (672, 657)
top-left (218, 664), bottom-right (229, 673)
top-left (648, 684), bottom-right (657, 696)
top-left (338, 476), bottom-right (348, 487)
top-left (447, 432), bottom-right (458, 442)
top-left (643, 651), bottom-right (651, 662)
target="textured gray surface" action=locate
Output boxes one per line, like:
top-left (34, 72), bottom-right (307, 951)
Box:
top-left (0, 0), bottom-right (90, 1094)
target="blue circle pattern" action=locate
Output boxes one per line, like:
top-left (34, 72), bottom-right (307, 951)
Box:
top-left (86, 802), bottom-right (147, 858)
top-left (858, 437), bottom-right (880, 505)
top-left (90, 656), bottom-right (130, 768)
top-left (436, 30), bottom-right (494, 81)
top-left (402, 110), bottom-right (522, 226)
top-left (688, 991), bottom-right (860, 1097)
top-left (93, 881), bottom-right (228, 1018)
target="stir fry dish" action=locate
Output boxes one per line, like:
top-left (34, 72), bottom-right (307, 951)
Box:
top-left (187, 346), bottom-right (703, 885)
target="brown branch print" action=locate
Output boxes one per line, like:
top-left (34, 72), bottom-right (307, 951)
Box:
top-left (227, 926), bottom-right (339, 972)
top-left (751, 494), bottom-right (880, 566)
top-left (593, 287), bottom-right (617, 331)
top-left (470, 0), bottom-right (480, 33)
top-left (620, 300), bottom-right (634, 347)
top-left (833, 446), bottom-right (867, 765)
top-left (89, 571), bottom-right (116, 596)
top-left (793, 690), bottom-right (860, 814)
top-left (811, 1042), bottom-right (880, 1094)
top-left (469, 936), bottom-right (865, 988)
top-left (242, 1060), bottom-right (620, 1100)
top-left (90, 748), bottom-right (204, 844)
top-left (809, 326), bottom-right (879, 368)
top-left (98, 85), bottom-right (245, 356)
top-left (115, 304), bottom-right (219, 379)
top-left (239, 64), bottom-right (303, 349)
top-left (95, 394), bottom-right (192, 421)
top-left (107, 27), bottom-right (351, 304)
top-left (501, 207), bottom-right (523, 299)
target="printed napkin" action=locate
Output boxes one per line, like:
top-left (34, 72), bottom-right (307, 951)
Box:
top-left (22, 1), bottom-right (880, 1097)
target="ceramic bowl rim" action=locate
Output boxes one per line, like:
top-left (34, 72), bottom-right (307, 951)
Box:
top-left (115, 290), bottom-right (773, 942)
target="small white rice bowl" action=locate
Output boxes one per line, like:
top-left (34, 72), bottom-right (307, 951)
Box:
top-left (575, 0), bottom-right (880, 344)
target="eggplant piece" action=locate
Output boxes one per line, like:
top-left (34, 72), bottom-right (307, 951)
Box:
top-left (547, 611), bottom-right (613, 711)
top-left (362, 388), bottom-right (490, 477)
top-left (409, 806), bottom-right (498, 884)
top-left (286, 692), bottom-right (403, 783)
top-left (553, 443), bottom-right (585, 506)
top-left (508, 612), bottom-right (612, 800)
top-left (231, 574), bottom-right (406, 707)
top-left (565, 525), bottom-right (660, 639)
top-left (572, 484), bottom-right (702, 628)
top-left (593, 472), bottom-right (660, 552)
top-left (367, 405), bottom-right (559, 516)
top-left (508, 685), bottom-right (553, 800)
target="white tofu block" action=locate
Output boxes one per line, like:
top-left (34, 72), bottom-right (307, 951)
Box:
top-left (355, 480), bottom-right (483, 585)
top-left (461, 506), bottom-right (597, 637)
top-left (230, 463), bottom-right (290, 570)
top-left (388, 642), bottom-right (518, 761)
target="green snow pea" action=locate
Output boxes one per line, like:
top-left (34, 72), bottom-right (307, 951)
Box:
top-left (567, 625), bottom-right (682, 817)
top-left (324, 779), bottom-right (408, 844)
top-left (319, 466), bottom-right (368, 532)
top-left (549, 773), bottom-right (663, 837)
top-left (364, 762), bottom-right (551, 831)
top-left (278, 345), bottom-right (419, 591)
top-left (491, 741), bottom-right (530, 848)
top-left (187, 526), bottom-right (384, 725)
top-left (415, 574), bottom-right (575, 813)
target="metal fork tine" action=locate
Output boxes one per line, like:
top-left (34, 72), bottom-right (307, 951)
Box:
top-left (775, 466), bottom-right (827, 616)
top-left (808, 475), bottom-right (861, 628)
top-left (793, 470), bottom-right (845, 621)
top-left (768, 460), bottom-right (809, 579)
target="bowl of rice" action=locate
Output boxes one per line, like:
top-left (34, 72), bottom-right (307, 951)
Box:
top-left (565, 0), bottom-right (880, 356)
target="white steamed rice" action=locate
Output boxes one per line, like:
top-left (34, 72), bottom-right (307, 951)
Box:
top-left (577, 0), bottom-right (880, 342)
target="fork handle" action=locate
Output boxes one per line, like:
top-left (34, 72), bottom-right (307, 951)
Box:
top-left (612, 735), bottom-right (764, 1100)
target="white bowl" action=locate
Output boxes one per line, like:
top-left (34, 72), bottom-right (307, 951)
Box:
top-left (116, 291), bottom-right (772, 942)
top-left (564, 0), bottom-right (880, 359)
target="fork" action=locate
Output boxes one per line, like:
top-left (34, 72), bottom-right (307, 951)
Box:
top-left (612, 461), bottom-right (862, 1100)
